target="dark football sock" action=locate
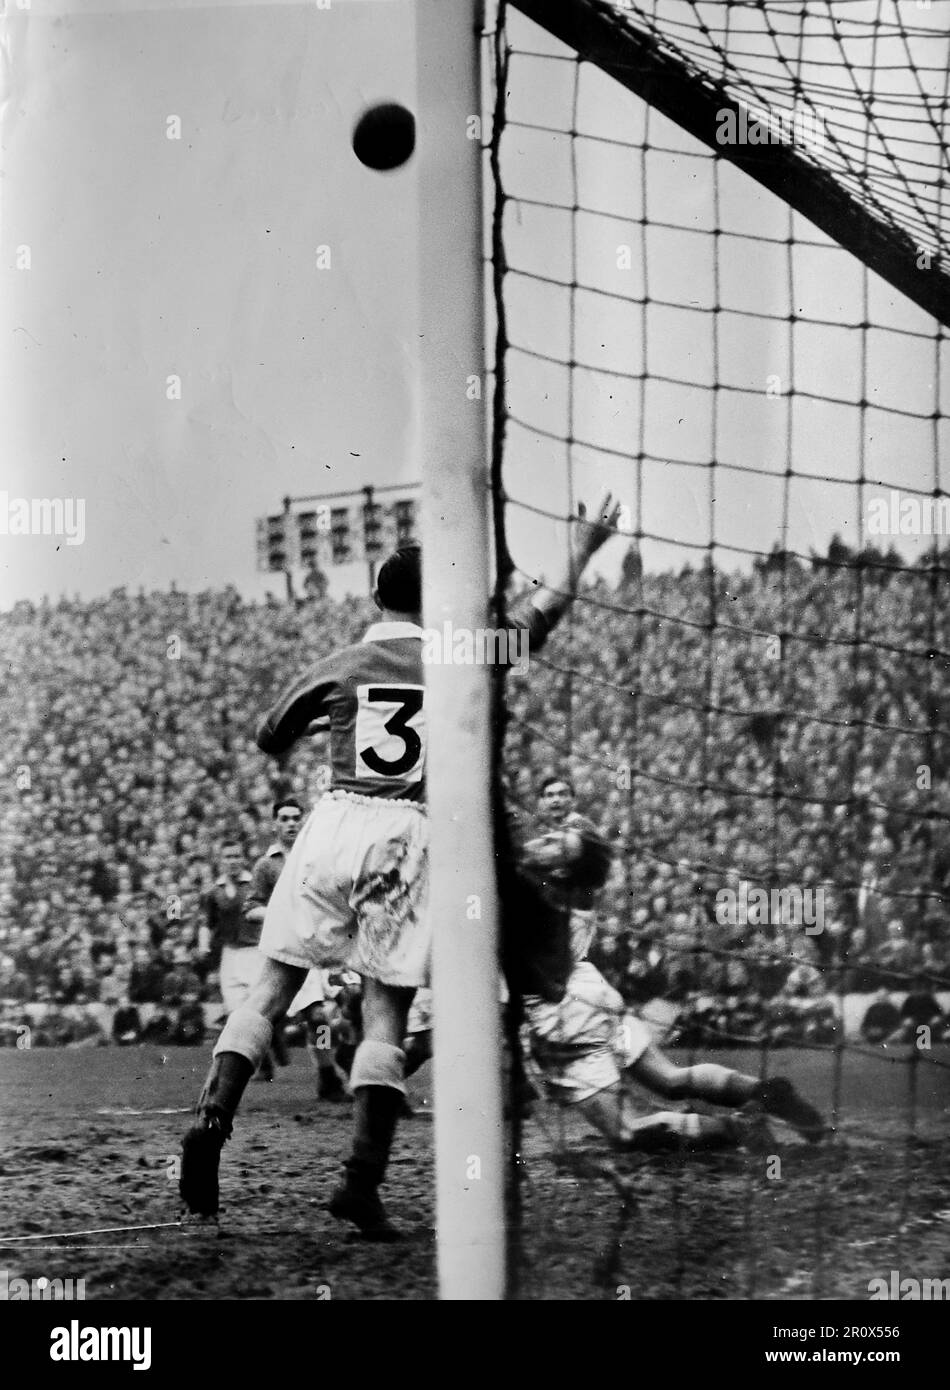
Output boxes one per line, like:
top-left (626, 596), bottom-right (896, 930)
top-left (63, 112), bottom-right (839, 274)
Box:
top-left (345, 1086), bottom-right (404, 1188)
top-left (196, 1051), bottom-right (254, 1124)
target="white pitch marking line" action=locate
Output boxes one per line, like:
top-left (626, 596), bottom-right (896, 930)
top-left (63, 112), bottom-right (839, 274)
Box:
top-left (0, 1220), bottom-right (184, 1243)
top-left (95, 1107), bottom-right (192, 1116)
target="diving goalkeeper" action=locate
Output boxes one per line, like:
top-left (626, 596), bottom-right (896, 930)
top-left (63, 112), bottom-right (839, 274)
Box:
top-left (518, 778), bottom-right (827, 1150)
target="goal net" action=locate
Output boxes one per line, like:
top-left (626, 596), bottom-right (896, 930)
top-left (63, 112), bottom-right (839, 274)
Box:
top-left (485, 0), bottom-right (950, 1299)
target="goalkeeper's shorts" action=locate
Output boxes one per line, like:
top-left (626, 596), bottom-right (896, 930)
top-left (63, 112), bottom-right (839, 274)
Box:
top-left (525, 961), bottom-right (652, 1104)
top-left (260, 790), bottom-right (429, 989)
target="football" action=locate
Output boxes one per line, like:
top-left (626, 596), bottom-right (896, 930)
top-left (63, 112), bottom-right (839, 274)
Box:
top-left (352, 102), bottom-right (416, 171)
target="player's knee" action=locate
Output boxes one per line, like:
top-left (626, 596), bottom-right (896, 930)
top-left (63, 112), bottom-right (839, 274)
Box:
top-left (248, 961), bottom-right (304, 1020)
top-left (350, 1039), bottom-right (406, 1096)
top-left (361, 981), bottom-right (413, 1045)
top-left (214, 1006), bottom-right (273, 1068)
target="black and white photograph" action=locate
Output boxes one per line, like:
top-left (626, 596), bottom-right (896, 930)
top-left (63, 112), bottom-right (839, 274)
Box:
top-left (1, 0), bottom-right (948, 1334)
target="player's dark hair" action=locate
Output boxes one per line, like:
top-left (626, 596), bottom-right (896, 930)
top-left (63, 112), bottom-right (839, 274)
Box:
top-left (376, 544), bottom-right (422, 615)
top-left (273, 796), bottom-right (303, 818)
top-left (540, 774), bottom-right (575, 797)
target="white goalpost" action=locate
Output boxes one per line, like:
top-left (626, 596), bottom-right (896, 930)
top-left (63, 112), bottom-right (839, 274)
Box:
top-left (417, 1), bottom-right (507, 1299)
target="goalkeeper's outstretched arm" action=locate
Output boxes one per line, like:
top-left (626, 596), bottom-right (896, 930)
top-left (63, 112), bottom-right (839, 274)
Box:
top-left (527, 493), bottom-right (620, 639)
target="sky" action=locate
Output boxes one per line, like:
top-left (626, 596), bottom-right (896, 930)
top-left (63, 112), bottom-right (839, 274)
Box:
top-left (2, 0), bottom-right (420, 604)
top-left (1, 0), bottom-right (947, 608)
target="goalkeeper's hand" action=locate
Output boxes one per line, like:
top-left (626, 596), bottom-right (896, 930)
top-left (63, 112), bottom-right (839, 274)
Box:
top-left (574, 492), bottom-right (622, 563)
top-left (523, 829), bottom-right (583, 873)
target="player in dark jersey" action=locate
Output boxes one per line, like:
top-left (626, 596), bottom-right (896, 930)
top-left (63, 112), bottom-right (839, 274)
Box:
top-left (520, 778), bottom-right (827, 1149)
top-left (180, 502), bottom-right (621, 1237)
top-left (201, 842), bottom-right (283, 1077)
top-left (201, 842), bottom-right (256, 1003)
top-left (244, 799), bottom-right (305, 920)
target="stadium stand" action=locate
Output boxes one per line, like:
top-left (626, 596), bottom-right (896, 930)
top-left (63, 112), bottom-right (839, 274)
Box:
top-left (1, 552), bottom-right (948, 1045)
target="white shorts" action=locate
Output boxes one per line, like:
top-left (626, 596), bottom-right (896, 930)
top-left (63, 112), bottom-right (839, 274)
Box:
top-left (259, 790), bottom-right (429, 989)
top-left (525, 961), bottom-right (652, 1104)
top-left (219, 945), bottom-right (264, 1015)
top-left (287, 969), bottom-right (328, 1017)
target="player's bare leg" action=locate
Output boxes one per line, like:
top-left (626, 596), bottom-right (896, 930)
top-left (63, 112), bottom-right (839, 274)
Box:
top-left (327, 977), bottom-right (414, 1240)
top-left (303, 1001), bottom-right (347, 1101)
top-left (180, 957), bottom-right (306, 1216)
top-left (628, 1043), bottom-right (826, 1142)
top-left (576, 1084), bottom-right (772, 1152)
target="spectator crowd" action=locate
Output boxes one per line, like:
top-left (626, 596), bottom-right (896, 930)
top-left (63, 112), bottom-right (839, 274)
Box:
top-left (1, 538), bottom-right (948, 1046)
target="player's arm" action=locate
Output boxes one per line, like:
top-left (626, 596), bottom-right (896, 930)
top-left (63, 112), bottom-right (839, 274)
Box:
top-left (522, 831), bottom-right (578, 872)
top-left (244, 857), bottom-right (271, 925)
top-left (523, 814), bottom-right (613, 890)
top-left (526, 492), bottom-right (620, 640)
top-left (256, 662), bottom-right (336, 758)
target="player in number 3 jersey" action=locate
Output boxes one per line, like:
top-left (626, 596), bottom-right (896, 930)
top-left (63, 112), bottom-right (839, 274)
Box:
top-left (179, 545), bottom-right (430, 1237)
top-left (180, 505), bottom-right (620, 1237)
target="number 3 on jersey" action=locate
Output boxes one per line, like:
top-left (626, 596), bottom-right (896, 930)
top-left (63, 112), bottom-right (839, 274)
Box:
top-left (355, 684), bottom-right (426, 784)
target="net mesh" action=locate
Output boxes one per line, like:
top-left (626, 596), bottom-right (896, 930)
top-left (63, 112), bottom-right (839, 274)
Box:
top-left (588, 1), bottom-right (948, 253)
top-left (485, 0), bottom-right (950, 1299)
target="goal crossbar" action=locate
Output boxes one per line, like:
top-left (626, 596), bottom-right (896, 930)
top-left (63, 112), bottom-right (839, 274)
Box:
top-left (511, 0), bottom-right (950, 328)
